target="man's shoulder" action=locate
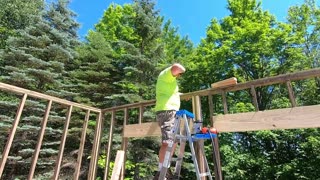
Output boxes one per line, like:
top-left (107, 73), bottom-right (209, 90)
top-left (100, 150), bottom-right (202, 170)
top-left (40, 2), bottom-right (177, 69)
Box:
top-left (158, 66), bottom-right (173, 80)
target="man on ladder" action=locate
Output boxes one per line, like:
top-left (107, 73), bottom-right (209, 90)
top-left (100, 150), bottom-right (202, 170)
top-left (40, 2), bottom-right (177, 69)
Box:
top-left (153, 63), bottom-right (186, 180)
top-left (158, 109), bottom-right (219, 180)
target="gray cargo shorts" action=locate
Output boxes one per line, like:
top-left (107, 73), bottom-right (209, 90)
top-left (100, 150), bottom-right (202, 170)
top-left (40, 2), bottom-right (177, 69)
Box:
top-left (156, 110), bottom-right (176, 143)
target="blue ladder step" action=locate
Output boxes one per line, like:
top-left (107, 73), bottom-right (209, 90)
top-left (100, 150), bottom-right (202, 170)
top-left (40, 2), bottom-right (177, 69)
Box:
top-left (176, 109), bottom-right (195, 118)
top-left (193, 133), bottom-right (217, 140)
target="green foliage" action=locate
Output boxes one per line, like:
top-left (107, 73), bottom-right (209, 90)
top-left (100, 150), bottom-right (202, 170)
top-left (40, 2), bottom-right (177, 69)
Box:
top-left (0, 0), bottom-right (82, 179)
top-left (229, 102), bottom-right (255, 113)
top-left (72, 31), bottom-right (115, 108)
top-left (288, 0), bottom-right (320, 70)
top-left (1, 1), bottom-right (79, 96)
top-left (0, 0), bottom-right (320, 179)
top-left (221, 129), bottom-right (320, 179)
top-left (95, 3), bottom-right (137, 43)
top-left (0, 0), bottom-right (43, 48)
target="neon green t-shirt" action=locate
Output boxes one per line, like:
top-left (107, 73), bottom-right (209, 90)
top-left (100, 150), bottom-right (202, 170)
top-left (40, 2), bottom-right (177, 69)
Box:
top-left (155, 66), bottom-right (180, 111)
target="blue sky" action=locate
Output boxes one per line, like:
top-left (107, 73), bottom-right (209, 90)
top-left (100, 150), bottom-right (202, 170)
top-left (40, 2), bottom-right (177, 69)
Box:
top-left (69, 0), bottom-right (306, 45)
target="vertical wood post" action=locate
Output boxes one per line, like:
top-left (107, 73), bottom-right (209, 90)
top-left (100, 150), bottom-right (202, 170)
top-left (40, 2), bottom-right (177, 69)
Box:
top-left (104, 110), bottom-right (116, 180)
top-left (120, 108), bottom-right (129, 180)
top-left (0, 94), bottom-right (27, 178)
top-left (139, 105), bottom-right (144, 124)
top-left (208, 94), bottom-right (214, 125)
top-left (74, 110), bottom-right (90, 180)
top-left (28, 100), bottom-right (52, 180)
top-left (192, 96), bottom-right (206, 180)
top-left (88, 112), bottom-right (103, 179)
top-left (221, 91), bottom-right (228, 114)
top-left (250, 86), bottom-right (259, 111)
top-left (53, 105), bottom-right (73, 180)
top-left (286, 81), bottom-right (297, 107)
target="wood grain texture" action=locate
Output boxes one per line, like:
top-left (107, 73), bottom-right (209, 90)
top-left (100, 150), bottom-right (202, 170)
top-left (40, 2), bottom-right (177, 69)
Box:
top-left (213, 105), bottom-right (320, 132)
top-left (211, 77), bottom-right (237, 89)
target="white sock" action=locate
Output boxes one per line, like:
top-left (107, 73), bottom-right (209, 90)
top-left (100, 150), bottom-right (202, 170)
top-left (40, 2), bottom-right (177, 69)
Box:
top-left (158, 163), bottom-right (163, 171)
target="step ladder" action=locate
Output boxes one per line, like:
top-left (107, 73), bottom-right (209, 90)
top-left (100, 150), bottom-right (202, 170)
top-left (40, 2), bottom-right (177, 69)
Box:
top-left (158, 109), bottom-right (221, 180)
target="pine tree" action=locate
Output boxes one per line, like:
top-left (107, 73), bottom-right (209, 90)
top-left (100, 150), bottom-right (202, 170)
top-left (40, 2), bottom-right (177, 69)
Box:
top-left (0, 0), bottom-right (81, 178)
top-left (0, 0), bottom-right (43, 49)
top-left (95, 0), bottom-right (164, 105)
top-left (72, 31), bottom-right (115, 108)
top-left (91, 0), bottom-right (165, 178)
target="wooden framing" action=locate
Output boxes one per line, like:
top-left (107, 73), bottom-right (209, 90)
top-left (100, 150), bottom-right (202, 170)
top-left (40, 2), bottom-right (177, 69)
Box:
top-left (53, 105), bottom-right (73, 180)
top-left (101, 68), bottom-right (320, 180)
top-left (0, 93), bottom-right (27, 177)
top-left (0, 82), bottom-right (101, 112)
top-left (0, 82), bottom-right (102, 180)
top-left (123, 122), bottom-right (160, 137)
top-left (211, 77), bottom-right (237, 88)
top-left (110, 150), bottom-right (125, 180)
top-left (28, 100), bottom-right (52, 179)
top-left (213, 105), bottom-right (320, 132)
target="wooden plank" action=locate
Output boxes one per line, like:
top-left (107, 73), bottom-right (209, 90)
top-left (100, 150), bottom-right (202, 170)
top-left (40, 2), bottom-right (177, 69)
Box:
top-left (0, 94), bottom-right (27, 177)
top-left (221, 91), bottom-right (228, 114)
top-left (121, 108), bottom-right (129, 180)
top-left (139, 105), bottom-right (144, 124)
top-left (211, 77), bottom-right (237, 89)
top-left (53, 105), bottom-right (73, 180)
top-left (192, 96), bottom-right (206, 180)
top-left (181, 68), bottom-right (320, 98)
top-left (0, 82), bottom-right (101, 112)
top-left (102, 100), bottom-right (155, 112)
top-left (123, 120), bottom-right (187, 138)
top-left (104, 111), bottom-right (115, 180)
top-left (74, 110), bottom-right (90, 180)
top-left (88, 112), bottom-right (103, 179)
top-left (102, 69), bottom-right (320, 115)
top-left (29, 100), bottom-right (52, 180)
top-left (102, 68), bottom-right (320, 113)
top-left (286, 81), bottom-right (296, 107)
top-left (111, 150), bottom-right (125, 180)
top-left (250, 86), bottom-right (259, 111)
top-left (123, 122), bottom-right (161, 138)
top-left (213, 105), bottom-right (320, 132)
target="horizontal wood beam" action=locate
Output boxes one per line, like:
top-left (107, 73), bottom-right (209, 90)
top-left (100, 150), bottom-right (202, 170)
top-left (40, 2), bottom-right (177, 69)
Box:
top-left (0, 82), bottom-right (101, 112)
top-left (123, 120), bottom-right (187, 138)
top-left (224, 68), bottom-right (320, 92)
top-left (102, 68), bottom-right (320, 113)
top-left (123, 122), bottom-right (160, 138)
top-left (102, 100), bottom-right (155, 112)
top-left (123, 105), bottom-right (320, 137)
top-left (213, 105), bottom-right (320, 132)
top-left (182, 68), bottom-right (320, 98)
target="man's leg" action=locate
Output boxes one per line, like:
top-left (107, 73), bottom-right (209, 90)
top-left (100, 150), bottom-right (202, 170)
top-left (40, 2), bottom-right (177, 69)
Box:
top-left (153, 143), bottom-right (169, 180)
top-left (158, 142), bottom-right (168, 170)
top-left (159, 142), bottom-right (177, 169)
top-left (154, 110), bottom-right (176, 179)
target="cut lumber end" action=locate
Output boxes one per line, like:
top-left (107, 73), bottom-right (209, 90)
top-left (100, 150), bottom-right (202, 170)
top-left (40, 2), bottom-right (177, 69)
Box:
top-left (111, 150), bottom-right (125, 180)
top-left (211, 77), bottom-right (238, 89)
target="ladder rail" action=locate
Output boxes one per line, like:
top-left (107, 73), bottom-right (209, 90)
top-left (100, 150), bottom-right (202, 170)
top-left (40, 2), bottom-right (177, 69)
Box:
top-left (158, 115), bottom-right (181, 179)
top-left (158, 110), bottom-right (218, 180)
top-left (174, 117), bottom-right (188, 177)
